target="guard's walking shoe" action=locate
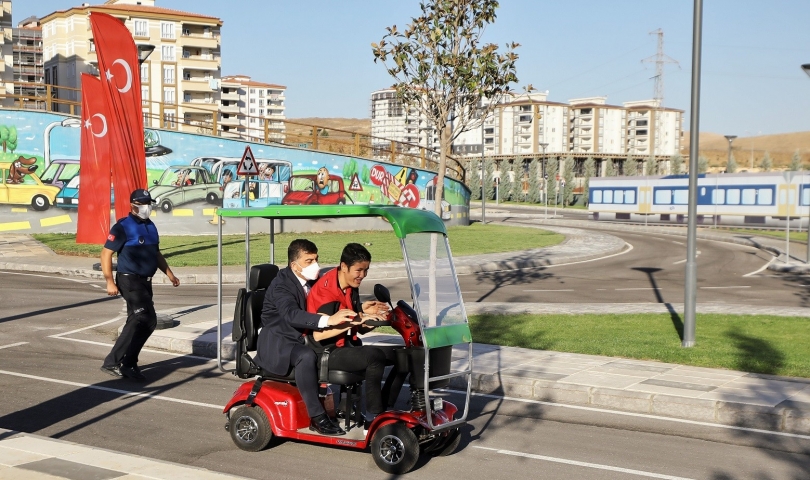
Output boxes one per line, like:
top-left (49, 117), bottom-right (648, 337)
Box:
top-left (120, 364), bottom-right (146, 381)
top-left (100, 365), bottom-right (123, 378)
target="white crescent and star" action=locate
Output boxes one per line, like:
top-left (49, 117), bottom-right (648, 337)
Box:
top-left (105, 58), bottom-right (133, 93)
top-left (84, 114), bottom-right (108, 138)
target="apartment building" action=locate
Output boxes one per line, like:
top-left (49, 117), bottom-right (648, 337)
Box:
top-left (220, 74), bottom-right (286, 142)
top-left (40, 0), bottom-right (222, 129)
top-left (624, 99), bottom-right (682, 157)
top-left (0, 0), bottom-right (13, 106)
top-left (370, 88), bottom-right (436, 158)
top-left (567, 97), bottom-right (625, 155)
top-left (12, 16), bottom-right (44, 109)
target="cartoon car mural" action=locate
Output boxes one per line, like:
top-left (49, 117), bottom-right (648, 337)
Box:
top-left (39, 159), bottom-right (80, 189)
top-left (0, 161), bottom-right (61, 210)
top-left (55, 176), bottom-right (115, 209)
top-left (190, 156), bottom-right (292, 185)
top-left (148, 165), bottom-right (221, 213)
top-left (282, 174), bottom-right (349, 205)
top-left (222, 179), bottom-right (288, 208)
top-left (418, 175), bottom-right (452, 220)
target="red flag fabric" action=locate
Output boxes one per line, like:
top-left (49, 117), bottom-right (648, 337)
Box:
top-left (89, 12), bottom-right (146, 219)
top-left (77, 73), bottom-right (112, 244)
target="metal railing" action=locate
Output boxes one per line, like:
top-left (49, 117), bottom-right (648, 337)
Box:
top-left (0, 86), bottom-right (466, 182)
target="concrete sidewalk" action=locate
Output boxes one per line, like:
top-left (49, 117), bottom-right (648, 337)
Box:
top-left (134, 302), bottom-right (810, 436)
top-left (0, 428), bottom-right (242, 480)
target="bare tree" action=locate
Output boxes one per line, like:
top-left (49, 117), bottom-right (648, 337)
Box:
top-left (373, 0), bottom-right (519, 216)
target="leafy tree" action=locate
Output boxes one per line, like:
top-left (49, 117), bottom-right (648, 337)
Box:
top-left (789, 150), bottom-right (802, 171)
top-left (361, 164), bottom-right (371, 184)
top-left (624, 156), bottom-right (637, 176)
top-left (496, 160), bottom-right (510, 202)
top-left (342, 158), bottom-right (358, 180)
top-left (562, 157), bottom-right (574, 206)
top-left (546, 157), bottom-right (558, 205)
top-left (583, 157), bottom-right (595, 206)
top-left (527, 159), bottom-right (541, 203)
top-left (0, 125), bottom-right (8, 153)
top-left (670, 153), bottom-right (683, 174)
top-left (509, 161), bottom-right (523, 202)
top-left (483, 158), bottom-right (495, 200)
top-left (467, 160), bottom-right (481, 200)
top-left (726, 153), bottom-right (737, 173)
top-left (604, 158), bottom-right (616, 177)
top-left (644, 157), bottom-right (656, 175)
top-left (698, 155), bottom-right (709, 173)
top-left (373, 0), bottom-right (519, 216)
top-left (759, 152), bottom-right (772, 172)
top-left (7, 126), bottom-right (17, 154)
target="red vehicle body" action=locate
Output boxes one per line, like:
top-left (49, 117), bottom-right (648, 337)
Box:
top-left (281, 174), bottom-right (347, 205)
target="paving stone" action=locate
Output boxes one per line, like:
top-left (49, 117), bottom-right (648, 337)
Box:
top-left (16, 458), bottom-right (123, 480)
top-left (532, 381), bottom-right (592, 405)
top-left (590, 387), bottom-right (653, 413)
top-left (640, 378), bottom-right (717, 392)
top-left (651, 395), bottom-right (718, 422)
top-left (560, 371), bottom-right (647, 389)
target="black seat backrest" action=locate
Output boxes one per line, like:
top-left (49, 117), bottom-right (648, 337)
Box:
top-left (244, 264), bottom-right (279, 352)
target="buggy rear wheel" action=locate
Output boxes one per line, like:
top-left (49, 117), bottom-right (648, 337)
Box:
top-left (370, 422), bottom-right (419, 474)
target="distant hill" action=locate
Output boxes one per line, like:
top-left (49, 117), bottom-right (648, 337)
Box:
top-left (287, 118), bottom-right (371, 136)
top-left (683, 131), bottom-right (810, 170)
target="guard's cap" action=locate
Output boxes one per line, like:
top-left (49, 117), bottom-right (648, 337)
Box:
top-left (130, 188), bottom-right (155, 204)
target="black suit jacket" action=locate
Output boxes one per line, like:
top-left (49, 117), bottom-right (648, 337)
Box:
top-left (253, 267), bottom-right (323, 375)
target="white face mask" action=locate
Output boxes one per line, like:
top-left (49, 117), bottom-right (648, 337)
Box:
top-left (296, 260), bottom-right (320, 281)
top-left (134, 204), bottom-right (152, 220)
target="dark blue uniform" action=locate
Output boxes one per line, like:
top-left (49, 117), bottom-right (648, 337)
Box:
top-left (102, 214), bottom-right (161, 370)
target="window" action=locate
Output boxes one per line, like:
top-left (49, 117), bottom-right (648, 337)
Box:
top-left (803, 187), bottom-right (810, 206)
top-left (614, 190), bottom-right (624, 204)
top-left (249, 108), bottom-right (256, 114)
top-left (249, 98), bottom-right (256, 104)
top-left (140, 63), bottom-right (149, 82)
top-left (741, 188), bottom-right (757, 205)
top-left (89, 40), bottom-right (96, 52)
top-left (758, 188), bottom-right (773, 205)
top-left (250, 88), bottom-right (256, 94)
top-left (259, 99), bottom-right (264, 106)
top-left (673, 190), bottom-right (688, 205)
top-left (712, 188), bottom-right (726, 205)
top-left (593, 190), bottom-right (603, 203)
top-left (161, 45), bottom-right (175, 61)
top-left (163, 87), bottom-right (175, 105)
top-left (161, 22), bottom-right (175, 39)
top-left (259, 109), bottom-right (264, 115)
top-left (624, 190), bottom-right (636, 204)
top-left (163, 65), bottom-right (175, 84)
top-left (655, 189), bottom-right (672, 204)
top-left (163, 111), bottom-right (176, 128)
top-left (726, 188), bottom-right (740, 205)
top-left (141, 86), bottom-right (149, 104)
top-left (134, 19), bottom-right (148, 37)
top-left (604, 190), bottom-right (613, 203)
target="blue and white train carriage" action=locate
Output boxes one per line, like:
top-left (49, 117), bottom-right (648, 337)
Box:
top-left (588, 172), bottom-right (810, 227)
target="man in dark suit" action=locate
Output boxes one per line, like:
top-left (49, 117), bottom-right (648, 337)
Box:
top-left (254, 239), bottom-right (356, 436)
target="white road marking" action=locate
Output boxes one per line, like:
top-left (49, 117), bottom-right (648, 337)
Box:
top-left (673, 250), bottom-right (701, 264)
top-left (440, 389), bottom-right (810, 440)
top-left (522, 289), bottom-right (574, 292)
top-left (699, 286), bottom-right (751, 290)
top-left (0, 342), bottom-right (28, 350)
top-left (473, 446), bottom-right (694, 480)
top-left (0, 271), bottom-right (97, 284)
top-left (0, 369), bottom-right (221, 409)
top-left (615, 287), bottom-right (660, 291)
top-left (743, 255), bottom-right (776, 278)
top-left (671, 240), bottom-right (685, 246)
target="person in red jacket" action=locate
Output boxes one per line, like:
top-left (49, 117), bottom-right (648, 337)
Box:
top-left (307, 243), bottom-right (390, 431)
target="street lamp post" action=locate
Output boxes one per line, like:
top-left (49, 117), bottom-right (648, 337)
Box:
top-left (480, 113), bottom-right (486, 224)
top-left (539, 142), bottom-right (548, 218)
top-left (723, 135), bottom-right (736, 172)
top-left (801, 64), bottom-right (810, 263)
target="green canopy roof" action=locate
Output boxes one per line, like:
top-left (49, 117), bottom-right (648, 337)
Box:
top-left (216, 205), bottom-right (446, 238)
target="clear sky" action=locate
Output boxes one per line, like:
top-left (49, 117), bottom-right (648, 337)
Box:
top-left (17, 0), bottom-right (810, 136)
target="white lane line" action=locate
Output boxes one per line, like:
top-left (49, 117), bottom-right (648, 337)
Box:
top-left (0, 369), bottom-right (221, 409)
top-left (523, 289), bottom-right (574, 292)
top-left (0, 342), bottom-right (28, 350)
top-left (673, 250), bottom-right (701, 265)
top-left (615, 287), bottom-right (660, 291)
top-left (700, 286), bottom-right (751, 290)
top-left (0, 271), bottom-right (98, 285)
top-left (439, 389), bottom-right (810, 440)
top-left (743, 255), bottom-right (776, 278)
top-left (49, 316), bottom-right (125, 338)
top-left (473, 446), bottom-right (694, 480)
top-left (671, 241), bottom-right (685, 246)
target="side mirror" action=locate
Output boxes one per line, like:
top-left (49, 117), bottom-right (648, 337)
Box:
top-left (374, 283), bottom-right (393, 308)
top-left (152, 180), bottom-right (158, 185)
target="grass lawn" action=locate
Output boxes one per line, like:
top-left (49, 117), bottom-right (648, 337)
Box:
top-left (725, 228), bottom-right (808, 243)
top-left (468, 313), bottom-right (810, 378)
top-left (33, 223), bottom-right (563, 267)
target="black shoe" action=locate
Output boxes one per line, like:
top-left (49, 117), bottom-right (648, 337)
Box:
top-left (100, 365), bottom-right (123, 378)
top-left (309, 415), bottom-right (346, 436)
top-left (120, 364), bottom-right (146, 381)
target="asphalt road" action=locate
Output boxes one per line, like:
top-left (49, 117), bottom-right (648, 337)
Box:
top-left (2, 264), bottom-right (809, 478)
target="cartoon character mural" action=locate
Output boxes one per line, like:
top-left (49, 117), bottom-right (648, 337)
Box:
top-left (0, 109), bottom-right (471, 234)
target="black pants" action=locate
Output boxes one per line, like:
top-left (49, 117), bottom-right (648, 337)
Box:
top-left (328, 346), bottom-right (387, 416)
top-left (103, 273), bottom-right (156, 369)
top-left (289, 343), bottom-right (324, 418)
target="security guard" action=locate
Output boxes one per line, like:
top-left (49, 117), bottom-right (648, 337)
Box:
top-left (100, 189), bottom-right (180, 380)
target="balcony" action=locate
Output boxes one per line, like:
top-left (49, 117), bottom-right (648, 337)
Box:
top-left (179, 33), bottom-right (218, 50)
top-left (219, 115), bottom-right (241, 126)
top-left (181, 79), bottom-right (214, 92)
top-left (219, 103), bottom-right (240, 114)
top-left (180, 55), bottom-right (220, 70)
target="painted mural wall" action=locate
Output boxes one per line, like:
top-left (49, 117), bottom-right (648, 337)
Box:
top-left (0, 109), bottom-right (470, 235)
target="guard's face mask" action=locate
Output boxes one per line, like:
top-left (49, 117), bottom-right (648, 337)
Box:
top-left (134, 204), bottom-right (152, 220)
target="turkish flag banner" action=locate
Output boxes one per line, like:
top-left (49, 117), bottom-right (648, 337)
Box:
top-left (89, 12), bottom-right (146, 219)
top-left (77, 73), bottom-right (112, 244)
